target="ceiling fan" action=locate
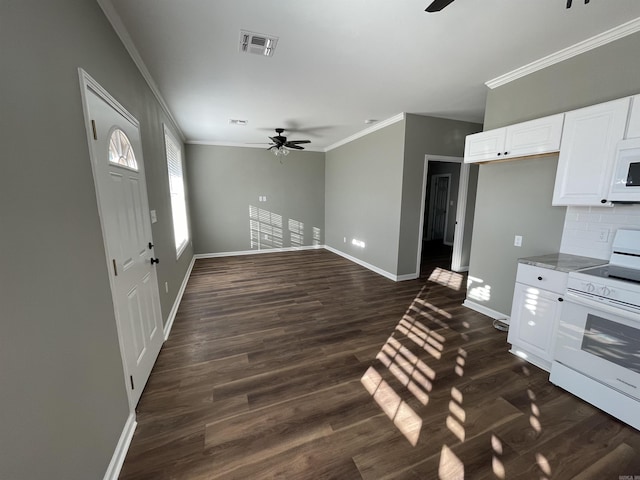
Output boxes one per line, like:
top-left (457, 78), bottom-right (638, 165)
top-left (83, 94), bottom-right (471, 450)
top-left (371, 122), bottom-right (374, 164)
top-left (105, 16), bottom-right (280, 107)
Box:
top-left (267, 128), bottom-right (310, 156)
top-left (425, 0), bottom-right (590, 12)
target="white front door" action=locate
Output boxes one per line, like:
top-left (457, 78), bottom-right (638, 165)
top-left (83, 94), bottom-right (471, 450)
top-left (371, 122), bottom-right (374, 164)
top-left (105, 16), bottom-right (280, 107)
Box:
top-left (82, 78), bottom-right (163, 409)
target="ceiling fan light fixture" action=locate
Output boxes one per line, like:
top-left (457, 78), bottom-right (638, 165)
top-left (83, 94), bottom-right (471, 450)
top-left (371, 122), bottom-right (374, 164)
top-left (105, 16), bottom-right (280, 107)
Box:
top-left (273, 146), bottom-right (289, 157)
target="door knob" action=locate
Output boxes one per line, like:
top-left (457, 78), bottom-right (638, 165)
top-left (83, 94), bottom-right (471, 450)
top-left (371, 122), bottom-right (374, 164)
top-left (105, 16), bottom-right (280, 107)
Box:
top-left (150, 258), bottom-right (160, 265)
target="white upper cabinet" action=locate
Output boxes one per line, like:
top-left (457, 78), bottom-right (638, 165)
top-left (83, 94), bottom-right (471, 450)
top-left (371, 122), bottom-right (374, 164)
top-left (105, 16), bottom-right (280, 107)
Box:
top-left (552, 97), bottom-right (630, 206)
top-left (504, 114), bottom-right (564, 158)
top-left (626, 94), bottom-right (640, 139)
top-left (464, 128), bottom-right (506, 163)
top-left (464, 114), bottom-right (564, 164)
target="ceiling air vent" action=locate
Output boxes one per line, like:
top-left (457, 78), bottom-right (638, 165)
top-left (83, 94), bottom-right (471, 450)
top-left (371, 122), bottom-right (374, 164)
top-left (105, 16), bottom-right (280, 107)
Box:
top-left (239, 30), bottom-right (278, 57)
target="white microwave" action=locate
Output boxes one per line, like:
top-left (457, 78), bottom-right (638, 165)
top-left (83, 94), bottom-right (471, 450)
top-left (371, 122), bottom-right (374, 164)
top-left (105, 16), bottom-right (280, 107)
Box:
top-left (609, 137), bottom-right (640, 203)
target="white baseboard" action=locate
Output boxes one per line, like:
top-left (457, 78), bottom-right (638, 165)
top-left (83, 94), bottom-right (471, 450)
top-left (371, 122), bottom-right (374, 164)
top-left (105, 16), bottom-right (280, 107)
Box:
top-left (195, 245), bottom-right (416, 282)
top-left (163, 254), bottom-right (196, 340)
top-left (324, 245), bottom-right (405, 282)
top-left (396, 272), bottom-right (419, 281)
top-left (195, 245), bottom-right (324, 259)
top-left (103, 413), bottom-right (136, 480)
top-left (462, 299), bottom-right (509, 321)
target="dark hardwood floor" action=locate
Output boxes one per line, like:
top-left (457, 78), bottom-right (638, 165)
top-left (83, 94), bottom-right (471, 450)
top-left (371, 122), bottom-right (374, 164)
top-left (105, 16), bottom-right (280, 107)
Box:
top-left (119, 249), bottom-right (640, 479)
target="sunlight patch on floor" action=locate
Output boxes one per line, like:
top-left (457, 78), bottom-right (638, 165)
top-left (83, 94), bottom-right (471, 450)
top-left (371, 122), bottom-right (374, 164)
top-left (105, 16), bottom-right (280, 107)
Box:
top-left (361, 366), bottom-right (422, 446)
top-left (491, 435), bottom-right (505, 479)
top-left (438, 444), bottom-right (464, 480)
top-left (413, 298), bottom-right (453, 320)
top-left (428, 267), bottom-right (464, 291)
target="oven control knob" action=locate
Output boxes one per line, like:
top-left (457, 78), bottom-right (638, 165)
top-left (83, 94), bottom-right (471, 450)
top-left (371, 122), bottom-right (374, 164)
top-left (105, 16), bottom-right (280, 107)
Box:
top-left (585, 283), bottom-right (595, 293)
top-left (602, 286), bottom-right (611, 296)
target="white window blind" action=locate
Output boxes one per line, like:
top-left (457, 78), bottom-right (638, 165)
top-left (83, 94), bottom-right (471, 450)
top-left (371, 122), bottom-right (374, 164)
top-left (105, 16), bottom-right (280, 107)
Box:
top-left (164, 126), bottom-right (189, 257)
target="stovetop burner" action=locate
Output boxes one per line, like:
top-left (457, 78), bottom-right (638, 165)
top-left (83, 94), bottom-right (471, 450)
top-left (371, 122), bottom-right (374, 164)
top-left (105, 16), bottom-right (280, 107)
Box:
top-left (578, 264), bottom-right (640, 284)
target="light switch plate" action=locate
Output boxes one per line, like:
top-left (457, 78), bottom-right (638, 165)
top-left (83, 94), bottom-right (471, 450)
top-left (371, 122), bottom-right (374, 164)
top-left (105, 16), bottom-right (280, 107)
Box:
top-left (150, 210), bottom-right (157, 223)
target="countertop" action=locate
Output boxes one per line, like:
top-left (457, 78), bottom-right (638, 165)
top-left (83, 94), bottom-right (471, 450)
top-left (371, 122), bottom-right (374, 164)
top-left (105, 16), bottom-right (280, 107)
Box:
top-left (518, 253), bottom-right (607, 273)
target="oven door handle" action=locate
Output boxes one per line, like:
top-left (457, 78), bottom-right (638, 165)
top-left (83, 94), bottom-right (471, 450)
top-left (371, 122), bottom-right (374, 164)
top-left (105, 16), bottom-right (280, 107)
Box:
top-left (564, 291), bottom-right (640, 317)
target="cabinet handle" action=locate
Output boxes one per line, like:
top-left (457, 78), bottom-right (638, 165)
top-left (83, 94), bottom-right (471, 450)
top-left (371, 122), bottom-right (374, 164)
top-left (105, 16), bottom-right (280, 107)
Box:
top-left (497, 152), bottom-right (502, 156)
top-left (504, 151), bottom-right (509, 155)
top-left (537, 276), bottom-right (543, 281)
top-left (601, 199), bottom-right (607, 204)
top-left (558, 297), bottom-right (564, 302)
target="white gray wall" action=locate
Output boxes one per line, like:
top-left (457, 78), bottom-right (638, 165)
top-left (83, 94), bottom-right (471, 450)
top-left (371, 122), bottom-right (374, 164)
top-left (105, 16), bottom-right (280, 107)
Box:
top-left (187, 145), bottom-right (325, 253)
top-left (397, 114), bottom-right (482, 275)
top-left (325, 122), bottom-right (406, 276)
top-left (467, 157), bottom-right (566, 314)
top-left (0, 2), bottom-right (193, 479)
top-left (467, 31), bottom-right (640, 316)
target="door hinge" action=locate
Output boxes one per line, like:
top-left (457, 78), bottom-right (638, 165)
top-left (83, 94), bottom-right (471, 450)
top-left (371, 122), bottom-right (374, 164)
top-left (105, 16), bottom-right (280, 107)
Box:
top-left (91, 120), bottom-right (97, 140)
top-left (130, 375), bottom-right (135, 390)
top-left (112, 259), bottom-right (118, 276)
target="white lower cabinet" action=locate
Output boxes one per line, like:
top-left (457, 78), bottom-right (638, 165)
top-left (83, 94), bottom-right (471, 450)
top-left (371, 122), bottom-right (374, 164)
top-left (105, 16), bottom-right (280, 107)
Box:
top-left (507, 264), bottom-right (567, 371)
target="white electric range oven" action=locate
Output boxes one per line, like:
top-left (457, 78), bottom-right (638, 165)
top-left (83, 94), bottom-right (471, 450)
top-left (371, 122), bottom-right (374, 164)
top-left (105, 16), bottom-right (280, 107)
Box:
top-left (550, 229), bottom-right (640, 431)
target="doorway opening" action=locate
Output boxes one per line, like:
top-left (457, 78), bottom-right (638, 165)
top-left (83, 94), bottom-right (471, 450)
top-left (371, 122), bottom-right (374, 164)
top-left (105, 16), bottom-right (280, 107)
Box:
top-left (416, 155), bottom-right (479, 276)
top-left (423, 166), bottom-right (456, 271)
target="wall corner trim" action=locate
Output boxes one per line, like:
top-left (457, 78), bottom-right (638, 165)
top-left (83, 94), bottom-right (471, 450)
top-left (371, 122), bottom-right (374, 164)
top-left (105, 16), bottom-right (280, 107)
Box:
top-left (163, 254), bottom-right (197, 340)
top-left (462, 299), bottom-right (509, 321)
top-left (324, 113), bottom-right (406, 152)
top-left (103, 413), bottom-right (137, 480)
top-left (194, 245), bottom-right (325, 260)
top-left (323, 245), bottom-right (406, 281)
top-left (96, 0), bottom-right (186, 142)
top-left (486, 16), bottom-right (640, 89)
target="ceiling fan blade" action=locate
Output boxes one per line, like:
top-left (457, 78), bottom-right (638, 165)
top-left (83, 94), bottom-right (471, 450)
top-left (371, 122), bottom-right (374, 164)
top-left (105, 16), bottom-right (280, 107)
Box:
top-left (425, 0), bottom-right (455, 12)
top-left (286, 140), bottom-right (311, 144)
top-left (285, 144), bottom-right (304, 150)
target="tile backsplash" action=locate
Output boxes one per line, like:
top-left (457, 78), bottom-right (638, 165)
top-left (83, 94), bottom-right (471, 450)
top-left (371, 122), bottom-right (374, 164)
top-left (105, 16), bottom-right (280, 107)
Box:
top-left (560, 204), bottom-right (640, 259)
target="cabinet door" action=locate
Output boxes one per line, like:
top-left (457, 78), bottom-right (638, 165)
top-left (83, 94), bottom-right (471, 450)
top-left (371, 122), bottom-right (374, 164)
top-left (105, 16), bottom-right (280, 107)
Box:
top-left (552, 98), bottom-right (629, 206)
top-left (464, 128), bottom-right (506, 163)
top-left (504, 114), bottom-right (564, 158)
top-left (508, 283), bottom-right (562, 366)
top-left (626, 94), bottom-right (640, 139)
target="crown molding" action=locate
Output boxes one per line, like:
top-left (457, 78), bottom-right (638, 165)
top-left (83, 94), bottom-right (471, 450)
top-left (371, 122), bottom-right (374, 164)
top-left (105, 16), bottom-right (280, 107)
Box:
top-left (96, 0), bottom-right (186, 142)
top-left (186, 140), bottom-right (324, 152)
top-left (486, 16), bottom-right (640, 89)
top-left (324, 113), bottom-right (406, 152)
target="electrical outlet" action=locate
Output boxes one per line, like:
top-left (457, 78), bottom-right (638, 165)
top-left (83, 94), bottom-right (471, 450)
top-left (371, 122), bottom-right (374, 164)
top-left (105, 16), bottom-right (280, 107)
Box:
top-left (514, 235), bottom-right (523, 247)
top-left (343, 237), bottom-right (346, 243)
top-left (597, 228), bottom-right (610, 242)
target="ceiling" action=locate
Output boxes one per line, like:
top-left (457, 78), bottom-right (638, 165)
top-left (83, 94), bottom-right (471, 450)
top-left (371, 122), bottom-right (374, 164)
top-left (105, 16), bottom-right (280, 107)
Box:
top-left (101, 0), bottom-right (640, 151)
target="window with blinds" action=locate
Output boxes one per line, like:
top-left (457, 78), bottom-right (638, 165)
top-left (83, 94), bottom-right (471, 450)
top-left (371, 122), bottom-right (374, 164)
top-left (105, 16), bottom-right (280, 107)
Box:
top-left (164, 126), bottom-right (189, 257)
